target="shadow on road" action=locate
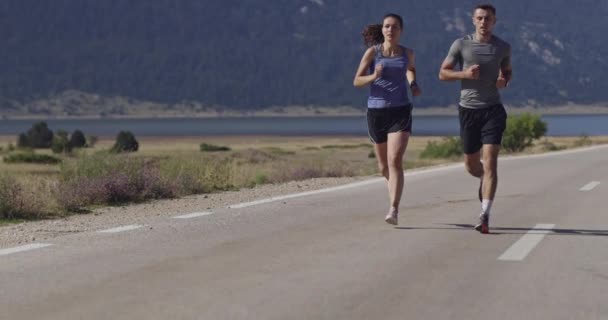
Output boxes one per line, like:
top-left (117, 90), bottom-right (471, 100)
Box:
top-left (395, 224), bottom-right (608, 236)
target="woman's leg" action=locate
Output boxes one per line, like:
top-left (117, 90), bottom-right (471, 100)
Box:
top-left (386, 131), bottom-right (410, 210)
top-left (373, 142), bottom-right (389, 180)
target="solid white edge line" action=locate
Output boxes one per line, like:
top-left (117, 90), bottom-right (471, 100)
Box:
top-left (173, 211), bottom-right (214, 219)
top-left (580, 181), bottom-right (601, 192)
top-left (500, 144), bottom-right (608, 162)
top-left (229, 163), bottom-right (465, 209)
top-left (498, 223), bottom-right (555, 261)
top-left (228, 144), bottom-right (608, 209)
top-left (0, 243), bottom-right (53, 256)
top-left (98, 225), bottom-right (144, 234)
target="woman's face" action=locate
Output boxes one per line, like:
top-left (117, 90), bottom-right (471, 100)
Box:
top-left (382, 17), bottom-right (402, 42)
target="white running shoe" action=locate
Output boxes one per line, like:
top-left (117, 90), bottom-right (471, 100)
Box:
top-left (385, 208), bottom-right (398, 225)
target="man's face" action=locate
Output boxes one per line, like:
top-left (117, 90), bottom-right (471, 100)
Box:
top-left (472, 9), bottom-right (496, 35)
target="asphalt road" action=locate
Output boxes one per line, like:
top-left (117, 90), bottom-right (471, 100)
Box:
top-left (1, 145), bottom-right (607, 320)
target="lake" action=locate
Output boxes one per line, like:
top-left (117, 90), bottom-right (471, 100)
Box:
top-left (0, 114), bottom-right (606, 137)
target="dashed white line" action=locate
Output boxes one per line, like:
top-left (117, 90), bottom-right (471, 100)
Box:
top-left (498, 224), bottom-right (555, 261)
top-left (580, 181), bottom-right (600, 192)
top-left (0, 243), bottom-right (53, 256)
top-left (98, 225), bottom-right (143, 234)
top-left (173, 211), bottom-right (213, 219)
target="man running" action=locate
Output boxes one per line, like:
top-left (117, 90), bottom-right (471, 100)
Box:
top-left (438, 3), bottom-right (512, 233)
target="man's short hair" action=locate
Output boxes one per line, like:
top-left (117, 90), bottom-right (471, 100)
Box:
top-left (474, 4), bottom-right (496, 16)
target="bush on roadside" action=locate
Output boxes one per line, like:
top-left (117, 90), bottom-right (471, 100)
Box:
top-left (420, 137), bottom-right (463, 159)
top-left (159, 156), bottom-right (234, 194)
top-left (502, 113), bottom-right (547, 152)
top-left (0, 173), bottom-right (21, 219)
top-left (111, 131), bottom-right (139, 153)
top-left (3, 152), bottom-right (61, 164)
top-left (0, 173), bottom-right (53, 219)
top-left (58, 153), bottom-right (177, 211)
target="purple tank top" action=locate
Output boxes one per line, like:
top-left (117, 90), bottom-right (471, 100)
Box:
top-left (368, 44), bottom-right (410, 109)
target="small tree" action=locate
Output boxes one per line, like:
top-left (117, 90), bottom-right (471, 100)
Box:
top-left (111, 131), bottom-right (139, 153)
top-left (52, 130), bottom-right (72, 154)
top-left (26, 121), bottom-right (54, 148)
top-left (502, 113), bottom-right (547, 152)
top-left (17, 133), bottom-right (29, 148)
top-left (69, 130), bottom-right (86, 148)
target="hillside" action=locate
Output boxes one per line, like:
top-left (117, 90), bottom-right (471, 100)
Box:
top-left (1, 0), bottom-right (607, 115)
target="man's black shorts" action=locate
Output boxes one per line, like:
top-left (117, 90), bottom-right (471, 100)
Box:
top-left (367, 104), bottom-right (412, 144)
top-left (458, 104), bottom-right (507, 154)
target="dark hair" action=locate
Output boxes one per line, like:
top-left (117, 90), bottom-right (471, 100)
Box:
top-left (361, 24), bottom-right (383, 47)
top-left (383, 13), bottom-right (403, 29)
top-left (474, 4), bottom-right (496, 16)
top-left (361, 13), bottom-right (404, 47)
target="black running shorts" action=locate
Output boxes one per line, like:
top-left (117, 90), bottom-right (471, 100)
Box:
top-left (367, 104), bottom-right (412, 144)
top-left (458, 104), bottom-right (507, 154)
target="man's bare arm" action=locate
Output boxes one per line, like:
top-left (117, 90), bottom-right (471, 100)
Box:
top-left (439, 58), bottom-right (479, 81)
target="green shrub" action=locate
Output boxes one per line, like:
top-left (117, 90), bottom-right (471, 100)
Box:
top-left (111, 131), bottom-right (139, 153)
top-left (200, 143), bottom-right (231, 152)
top-left (17, 133), bottom-right (29, 148)
top-left (52, 130), bottom-right (73, 154)
top-left (420, 137), bottom-right (463, 159)
top-left (502, 113), bottom-right (547, 152)
top-left (253, 172), bottom-right (269, 185)
top-left (69, 130), bottom-right (87, 148)
top-left (3, 152), bottom-right (61, 164)
top-left (25, 121), bottom-right (54, 148)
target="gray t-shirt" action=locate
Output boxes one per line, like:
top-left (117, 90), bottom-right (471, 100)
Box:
top-left (445, 34), bottom-right (511, 109)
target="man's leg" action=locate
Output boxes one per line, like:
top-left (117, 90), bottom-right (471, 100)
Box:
top-left (464, 151), bottom-right (484, 179)
top-left (481, 144), bottom-right (501, 201)
top-left (473, 144), bottom-right (500, 234)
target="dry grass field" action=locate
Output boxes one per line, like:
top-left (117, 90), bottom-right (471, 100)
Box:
top-left (1, 134), bottom-right (606, 221)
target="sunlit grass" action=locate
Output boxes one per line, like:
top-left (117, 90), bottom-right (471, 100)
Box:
top-left (0, 134), bottom-right (606, 221)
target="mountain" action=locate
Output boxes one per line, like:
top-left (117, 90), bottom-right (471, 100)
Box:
top-left (1, 0), bottom-right (607, 114)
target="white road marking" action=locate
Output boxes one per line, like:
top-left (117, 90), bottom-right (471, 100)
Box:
top-left (501, 144), bottom-right (608, 161)
top-left (498, 224), bottom-right (555, 261)
top-left (228, 144), bottom-right (608, 209)
top-left (98, 225), bottom-right (143, 234)
top-left (173, 211), bottom-right (213, 219)
top-left (0, 243), bottom-right (53, 256)
top-left (580, 181), bottom-right (600, 192)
